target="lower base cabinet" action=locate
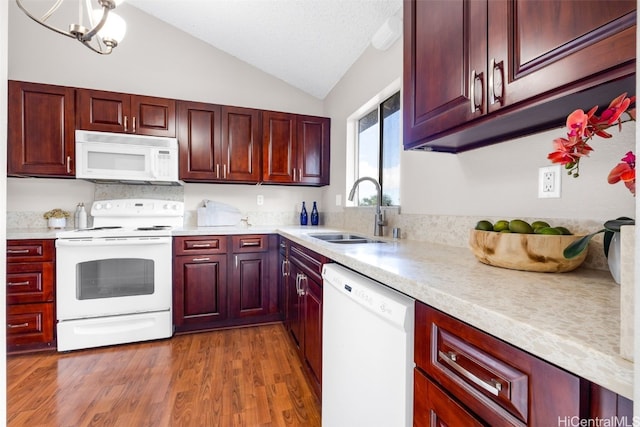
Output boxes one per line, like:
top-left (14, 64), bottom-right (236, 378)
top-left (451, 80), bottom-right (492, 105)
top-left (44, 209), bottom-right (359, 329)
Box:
top-left (414, 302), bottom-right (633, 425)
top-left (173, 234), bottom-right (280, 333)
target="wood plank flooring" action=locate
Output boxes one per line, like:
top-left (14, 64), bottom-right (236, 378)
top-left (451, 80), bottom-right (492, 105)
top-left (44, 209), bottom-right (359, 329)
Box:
top-left (7, 323), bottom-right (321, 427)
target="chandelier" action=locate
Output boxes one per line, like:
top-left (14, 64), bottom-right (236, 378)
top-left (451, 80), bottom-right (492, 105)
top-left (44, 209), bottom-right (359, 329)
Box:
top-left (15, 0), bottom-right (127, 55)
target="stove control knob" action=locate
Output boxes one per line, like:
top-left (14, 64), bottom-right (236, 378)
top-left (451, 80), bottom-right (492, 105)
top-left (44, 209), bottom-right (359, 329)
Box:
top-left (94, 203), bottom-right (102, 210)
top-left (104, 203), bottom-right (112, 210)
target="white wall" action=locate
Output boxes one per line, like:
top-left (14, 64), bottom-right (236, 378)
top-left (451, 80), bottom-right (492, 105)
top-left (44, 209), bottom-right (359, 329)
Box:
top-left (324, 34), bottom-right (635, 223)
top-left (7, 1), bottom-right (325, 218)
top-left (1, 0), bottom-right (7, 423)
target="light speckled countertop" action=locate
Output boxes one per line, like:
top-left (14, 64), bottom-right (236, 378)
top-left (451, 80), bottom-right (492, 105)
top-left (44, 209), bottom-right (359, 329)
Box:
top-left (8, 225), bottom-right (632, 399)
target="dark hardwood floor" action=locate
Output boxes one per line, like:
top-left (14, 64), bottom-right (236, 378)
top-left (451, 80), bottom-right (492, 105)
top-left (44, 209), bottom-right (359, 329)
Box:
top-left (7, 323), bottom-right (321, 426)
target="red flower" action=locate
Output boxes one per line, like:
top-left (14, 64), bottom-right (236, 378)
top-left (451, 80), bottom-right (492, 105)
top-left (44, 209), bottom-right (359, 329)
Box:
top-left (548, 93), bottom-right (635, 195)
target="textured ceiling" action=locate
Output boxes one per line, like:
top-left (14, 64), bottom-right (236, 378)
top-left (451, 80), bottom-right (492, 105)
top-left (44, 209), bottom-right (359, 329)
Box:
top-left (127, 0), bottom-right (402, 99)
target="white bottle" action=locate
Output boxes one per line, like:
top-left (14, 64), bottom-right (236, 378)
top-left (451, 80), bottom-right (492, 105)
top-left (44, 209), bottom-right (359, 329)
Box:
top-left (78, 203), bottom-right (88, 229)
top-left (74, 203), bottom-right (81, 229)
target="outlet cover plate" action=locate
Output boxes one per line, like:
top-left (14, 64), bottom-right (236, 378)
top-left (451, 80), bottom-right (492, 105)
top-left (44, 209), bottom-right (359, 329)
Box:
top-left (538, 165), bottom-right (561, 198)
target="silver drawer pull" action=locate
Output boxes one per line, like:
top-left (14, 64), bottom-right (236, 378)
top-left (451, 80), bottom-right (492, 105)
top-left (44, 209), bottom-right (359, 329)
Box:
top-left (191, 243), bottom-right (212, 248)
top-left (439, 350), bottom-right (503, 396)
top-left (7, 322), bottom-right (29, 329)
top-left (192, 257), bottom-right (211, 262)
top-left (7, 249), bottom-right (30, 254)
top-left (7, 281), bottom-right (29, 287)
top-left (241, 241), bottom-right (261, 247)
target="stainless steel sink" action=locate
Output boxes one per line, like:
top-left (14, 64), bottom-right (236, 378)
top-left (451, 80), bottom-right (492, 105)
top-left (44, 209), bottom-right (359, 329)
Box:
top-left (308, 233), bottom-right (385, 244)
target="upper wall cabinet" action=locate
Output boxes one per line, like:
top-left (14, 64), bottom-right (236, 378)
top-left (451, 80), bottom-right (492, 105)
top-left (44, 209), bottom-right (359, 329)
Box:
top-left (76, 89), bottom-right (176, 137)
top-left (403, 0), bottom-right (637, 152)
top-left (8, 81), bottom-right (75, 177)
top-left (177, 101), bottom-right (262, 183)
top-left (262, 112), bottom-right (330, 186)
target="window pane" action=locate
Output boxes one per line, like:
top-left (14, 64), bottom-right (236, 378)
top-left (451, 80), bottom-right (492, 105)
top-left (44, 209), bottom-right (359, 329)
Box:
top-left (381, 92), bottom-right (401, 206)
top-left (357, 109), bottom-right (379, 205)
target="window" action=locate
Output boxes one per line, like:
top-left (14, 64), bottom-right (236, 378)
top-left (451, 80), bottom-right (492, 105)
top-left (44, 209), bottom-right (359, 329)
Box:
top-left (353, 91), bottom-right (401, 206)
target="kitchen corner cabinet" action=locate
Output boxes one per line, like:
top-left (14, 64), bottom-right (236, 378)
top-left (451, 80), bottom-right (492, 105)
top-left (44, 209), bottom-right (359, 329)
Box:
top-left (6, 239), bottom-right (56, 353)
top-left (173, 236), bottom-right (229, 332)
top-left (414, 302), bottom-right (633, 425)
top-left (283, 239), bottom-right (330, 396)
top-left (177, 101), bottom-right (262, 183)
top-left (262, 112), bottom-right (330, 186)
top-left (8, 81), bottom-right (75, 177)
top-left (77, 89), bottom-right (176, 137)
top-left (403, 0), bottom-right (637, 152)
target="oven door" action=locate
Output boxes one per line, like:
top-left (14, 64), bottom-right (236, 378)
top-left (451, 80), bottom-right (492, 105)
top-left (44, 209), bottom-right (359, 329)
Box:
top-left (55, 236), bottom-right (172, 321)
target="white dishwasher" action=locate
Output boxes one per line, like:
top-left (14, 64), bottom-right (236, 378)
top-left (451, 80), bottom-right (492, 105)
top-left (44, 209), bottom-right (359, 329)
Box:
top-left (322, 263), bottom-right (415, 427)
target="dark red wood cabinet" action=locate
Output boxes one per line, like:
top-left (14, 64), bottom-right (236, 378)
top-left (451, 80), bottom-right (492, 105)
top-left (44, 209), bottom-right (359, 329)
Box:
top-left (403, 0), bottom-right (636, 152)
top-left (6, 239), bottom-right (56, 353)
top-left (177, 101), bottom-right (262, 183)
top-left (76, 88), bottom-right (176, 137)
top-left (282, 239), bottom-right (330, 397)
top-left (414, 302), bottom-right (633, 424)
top-left (262, 112), bottom-right (330, 186)
top-left (8, 81), bottom-right (75, 177)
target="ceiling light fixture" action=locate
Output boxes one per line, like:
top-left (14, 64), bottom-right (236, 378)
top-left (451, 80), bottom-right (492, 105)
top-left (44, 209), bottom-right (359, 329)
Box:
top-left (15, 0), bottom-right (127, 55)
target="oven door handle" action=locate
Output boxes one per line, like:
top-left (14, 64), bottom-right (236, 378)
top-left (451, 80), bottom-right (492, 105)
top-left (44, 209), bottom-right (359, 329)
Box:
top-left (56, 237), bottom-right (171, 247)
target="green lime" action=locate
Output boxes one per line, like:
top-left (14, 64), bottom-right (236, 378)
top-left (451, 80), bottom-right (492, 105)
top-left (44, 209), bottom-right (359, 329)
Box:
top-left (531, 220), bottom-right (551, 230)
top-left (475, 220), bottom-right (493, 231)
top-left (538, 227), bottom-right (562, 235)
top-left (555, 226), bottom-right (572, 235)
top-left (499, 229), bottom-right (512, 233)
top-left (493, 220), bottom-right (509, 232)
top-left (509, 219), bottom-right (534, 234)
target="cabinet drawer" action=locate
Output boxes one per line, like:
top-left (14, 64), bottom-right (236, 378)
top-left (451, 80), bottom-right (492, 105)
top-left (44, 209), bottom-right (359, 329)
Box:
top-left (174, 236), bottom-right (228, 255)
top-left (415, 302), bottom-right (583, 426)
top-left (414, 369), bottom-right (484, 427)
top-left (7, 262), bottom-right (54, 304)
top-left (232, 234), bottom-right (269, 253)
top-left (289, 243), bottom-right (328, 284)
top-left (7, 303), bottom-right (55, 348)
top-left (7, 239), bottom-right (54, 263)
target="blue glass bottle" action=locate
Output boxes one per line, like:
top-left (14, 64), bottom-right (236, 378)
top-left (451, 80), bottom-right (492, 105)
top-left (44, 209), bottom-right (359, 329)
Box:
top-left (300, 201), bottom-right (308, 225)
top-left (311, 201), bottom-right (319, 226)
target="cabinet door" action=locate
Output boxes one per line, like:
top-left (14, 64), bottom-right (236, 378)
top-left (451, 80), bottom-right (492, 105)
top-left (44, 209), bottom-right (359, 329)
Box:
top-left (297, 115), bottom-right (330, 186)
top-left (222, 106), bottom-right (262, 182)
top-left (303, 274), bottom-right (322, 389)
top-left (177, 101), bottom-right (222, 181)
top-left (414, 369), bottom-right (485, 427)
top-left (487, 0), bottom-right (636, 113)
top-left (173, 254), bottom-right (228, 330)
top-left (229, 252), bottom-right (269, 318)
top-left (76, 89), bottom-right (130, 133)
top-left (403, 0), bottom-right (487, 147)
top-left (262, 111), bottom-right (296, 183)
top-left (286, 262), bottom-right (304, 348)
top-left (8, 81), bottom-right (75, 177)
top-left (130, 95), bottom-right (176, 137)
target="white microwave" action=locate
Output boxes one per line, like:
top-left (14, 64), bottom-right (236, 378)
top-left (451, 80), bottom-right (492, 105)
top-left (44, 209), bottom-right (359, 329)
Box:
top-left (75, 130), bottom-right (182, 185)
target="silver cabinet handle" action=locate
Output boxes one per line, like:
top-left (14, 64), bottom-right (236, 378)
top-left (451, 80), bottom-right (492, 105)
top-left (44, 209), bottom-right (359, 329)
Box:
top-left (240, 241), bottom-right (261, 247)
top-left (216, 164), bottom-right (220, 179)
top-left (7, 323), bottom-right (29, 329)
top-left (298, 168), bottom-right (302, 182)
top-left (66, 155), bottom-right (72, 174)
top-left (293, 168), bottom-right (297, 182)
top-left (192, 257), bottom-right (211, 262)
top-left (124, 116), bottom-right (128, 132)
top-left (235, 255), bottom-right (238, 268)
top-left (132, 116), bottom-right (137, 133)
top-left (7, 249), bottom-right (30, 254)
top-left (470, 70), bottom-right (483, 114)
top-left (7, 281), bottom-right (29, 287)
top-left (489, 58), bottom-right (504, 106)
top-left (192, 243), bottom-right (212, 248)
top-left (439, 350), bottom-right (503, 396)
top-left (281, 259), bottom-right (287, 277)
top-left (223, 164), bottom-right (227, 179)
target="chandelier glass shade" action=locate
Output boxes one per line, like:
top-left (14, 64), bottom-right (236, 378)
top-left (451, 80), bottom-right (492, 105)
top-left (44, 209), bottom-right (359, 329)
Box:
top-left (15, 0), bottom-right (127, 54)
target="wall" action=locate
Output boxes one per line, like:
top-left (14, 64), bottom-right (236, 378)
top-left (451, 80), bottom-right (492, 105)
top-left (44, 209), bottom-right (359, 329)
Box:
top-left (7, 1), bottom-right (325, 224)
top-left (0, 0), bottom-right (7, 423)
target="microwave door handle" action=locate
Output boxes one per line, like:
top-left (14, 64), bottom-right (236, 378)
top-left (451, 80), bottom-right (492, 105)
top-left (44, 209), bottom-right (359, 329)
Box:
top-left (56, 238), bottom-right (171, 247)
top-left (150, 150), bottom-right (158, 179)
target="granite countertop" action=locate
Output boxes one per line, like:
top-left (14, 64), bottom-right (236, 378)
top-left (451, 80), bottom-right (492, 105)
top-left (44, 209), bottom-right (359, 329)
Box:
top-left (7, 225), bottom-right (632, 399)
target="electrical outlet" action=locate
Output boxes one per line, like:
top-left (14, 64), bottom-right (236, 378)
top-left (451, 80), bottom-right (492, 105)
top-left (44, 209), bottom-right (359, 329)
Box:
top-left (538, 166), bottom-right (561, 198)
top-left (257, 195), bottom-right (264, 206)
top-left (335, 194), bottom-right (342, 206)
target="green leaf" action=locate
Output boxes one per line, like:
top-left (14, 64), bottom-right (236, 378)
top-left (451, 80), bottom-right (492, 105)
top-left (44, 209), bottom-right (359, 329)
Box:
top-left (563, 229), bottom-right (605, 259)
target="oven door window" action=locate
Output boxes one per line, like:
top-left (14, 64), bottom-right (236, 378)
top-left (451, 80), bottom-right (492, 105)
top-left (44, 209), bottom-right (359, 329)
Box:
top-left (77, 258), bottom-right (154, 300)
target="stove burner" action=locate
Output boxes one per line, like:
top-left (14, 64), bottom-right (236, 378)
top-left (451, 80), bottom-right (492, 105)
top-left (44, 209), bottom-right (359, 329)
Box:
top-left (136, 225), bottom-right (172, 231)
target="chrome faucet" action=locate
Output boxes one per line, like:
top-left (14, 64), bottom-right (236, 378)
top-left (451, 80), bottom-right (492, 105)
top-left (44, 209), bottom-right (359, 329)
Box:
top-left (348, 177), bottom-right (386, 236)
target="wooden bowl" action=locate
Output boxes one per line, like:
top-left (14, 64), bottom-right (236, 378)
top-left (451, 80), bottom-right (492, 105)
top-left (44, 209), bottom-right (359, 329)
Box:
top-left (468, 229), bottom-right (588, 273)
